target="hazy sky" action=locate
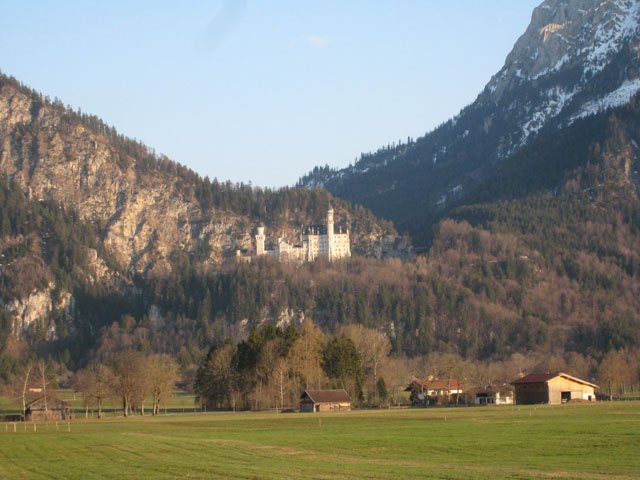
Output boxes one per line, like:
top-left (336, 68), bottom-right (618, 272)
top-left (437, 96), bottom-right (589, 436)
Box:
top-left (0, 1), bottom-right (541, 188)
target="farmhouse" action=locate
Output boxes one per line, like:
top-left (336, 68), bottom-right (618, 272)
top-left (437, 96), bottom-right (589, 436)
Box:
top-left (406, 379), bottom-right (464, 406)
top-left (300, 389), bottom-right (352, 412)
top-left (25, 396), bottom-right (71, 421)
top-left (470, 386), bottom-right (514, 405)
top-left (510, 372), bottom-right (598, 405)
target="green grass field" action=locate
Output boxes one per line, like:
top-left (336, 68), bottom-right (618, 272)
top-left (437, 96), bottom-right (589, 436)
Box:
top-left (1, 402), bottom-right (639, 479)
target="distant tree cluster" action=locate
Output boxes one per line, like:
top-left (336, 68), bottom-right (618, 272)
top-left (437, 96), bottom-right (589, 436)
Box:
top-left (72, 351), bottom-right (180, 417)
top-left (194, 322), bottom-right (397, 410)
top-left (0, 353), bottom-right (180, 418)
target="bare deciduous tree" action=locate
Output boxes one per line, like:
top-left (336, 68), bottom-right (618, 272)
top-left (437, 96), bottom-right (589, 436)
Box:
top-left (288, 320), bottom-right (325, 397)
top-left (72, 362), bottom-right (114, 419)
top-left (255, 338), bottom-right (288, 410)
top-left (7, 361), bottom-right (33, 418)
top-left (33, 360), bottom-right (49, 417)
top-left (133, 361), bottom-right (152, 416)
top-left (598, 350), bottom-right (635, 399)
top-left (111, 350), bottom-right (146, 417)
top-left (341, 325), bottom-right (391, 404)
top-left (149, 354), bottom-right (181, 415)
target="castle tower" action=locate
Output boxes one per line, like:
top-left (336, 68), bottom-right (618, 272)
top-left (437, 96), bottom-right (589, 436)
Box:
top-left (327, 206), bottom-right (334, 261)
top-left (255, 226), bottom-right (265, 256)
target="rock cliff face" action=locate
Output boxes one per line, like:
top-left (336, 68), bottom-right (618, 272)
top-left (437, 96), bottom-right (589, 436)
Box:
top-left (0, 82), bottom-right (403, 278)
top-left (0, 277), bottom-right (75, 340)
top-left (4, 288), bottom-right (53, 338)
top-left (0, 85), bottom-right (242, 274)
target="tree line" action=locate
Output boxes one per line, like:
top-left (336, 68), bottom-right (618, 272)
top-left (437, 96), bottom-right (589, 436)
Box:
top-left (72, 351), bottom-right (179, 417)
top-left (2, 326), bottom-right (639, 415)
top-left (194, 321), bottom-right (391, 411)
top-left (2, 352), bottom-right (180, 419)
top-left (193, 321), bottom-right (640, 411)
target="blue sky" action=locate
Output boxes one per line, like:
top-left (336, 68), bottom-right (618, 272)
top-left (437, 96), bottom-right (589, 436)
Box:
top-left (0, 1), bottom-right (540, 188)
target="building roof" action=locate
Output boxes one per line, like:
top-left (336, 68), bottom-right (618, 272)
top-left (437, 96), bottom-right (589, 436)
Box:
top-left (469, 386), bottom-right (514, 396)
top-left (406, 379), bottom-right (462, 391)
top-left (303, 225), bottom-right (328, 235)
top-left (25, 396), bottom-right (70, 410)
top-left (428, 379), bottom-right (461, 390)
top-left (510, 372), bottom-right (598, 388)
top-left (302, 223), bottom-right (348, 236)
top-left (301, 389), bottom-right (352, 404)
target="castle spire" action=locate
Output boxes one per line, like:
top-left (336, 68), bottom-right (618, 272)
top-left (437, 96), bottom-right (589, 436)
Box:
top-left (255, 225), bottom-right (265, 256)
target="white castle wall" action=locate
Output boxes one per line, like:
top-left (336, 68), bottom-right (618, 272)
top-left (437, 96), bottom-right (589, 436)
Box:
top-left (255, 208), bottom-right (350, 262)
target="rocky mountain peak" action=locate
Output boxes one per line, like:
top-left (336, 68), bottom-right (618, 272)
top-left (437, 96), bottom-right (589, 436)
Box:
top-left (297, 0), bottom-right (640, 237)
top-left (486, 0), bottom-right (640, 102)
top-left (474, 0), bottom-right (640, 153)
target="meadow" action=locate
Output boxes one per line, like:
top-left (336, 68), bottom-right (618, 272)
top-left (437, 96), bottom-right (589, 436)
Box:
top-left (0, 402), bottom-right (639, 479)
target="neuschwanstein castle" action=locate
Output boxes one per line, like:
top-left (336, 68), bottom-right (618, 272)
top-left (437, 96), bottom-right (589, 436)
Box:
top-left (255, 207), bottom-right (350, 262)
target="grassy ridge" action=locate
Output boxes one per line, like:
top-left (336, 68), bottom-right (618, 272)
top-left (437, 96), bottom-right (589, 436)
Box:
top-left (0, 403), bottom-right (639, 479)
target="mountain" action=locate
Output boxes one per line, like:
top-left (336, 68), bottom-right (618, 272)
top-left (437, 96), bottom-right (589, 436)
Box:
top-left (298, 0), bottom-right (640, 241)
top-left (0, 73), bottom-right (404, 276)
top-left (3, 0), bottom-right (640, 379)
top-left (0, 71), bottom-right (409, 369)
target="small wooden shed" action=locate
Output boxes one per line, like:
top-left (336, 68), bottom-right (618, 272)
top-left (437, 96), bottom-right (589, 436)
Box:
top-left (511, 373), bottom-right (598, 405)
top-left (300, 390), bottom-right (352, 412)
top-left (25, 397), bottom-right (71, 421)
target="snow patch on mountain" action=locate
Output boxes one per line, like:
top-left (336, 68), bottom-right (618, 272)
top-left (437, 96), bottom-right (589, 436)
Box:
top-left (503, 1), bottom-right (640, 148)
top-left (520, 86), bottom-right (579, 145)
top-left (583, 0), bottom-right (640, 75)
top-left (570, 78), bottom-right (640, 122)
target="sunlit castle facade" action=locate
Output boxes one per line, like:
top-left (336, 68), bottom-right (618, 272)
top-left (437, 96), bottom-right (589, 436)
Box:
top-left (255, 207), bottom-right (350, 262)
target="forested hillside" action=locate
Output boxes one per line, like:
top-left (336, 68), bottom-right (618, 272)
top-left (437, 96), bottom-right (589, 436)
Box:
top-left (0, 69), bottom-right (406, 389)
top-left (0, 174), bottom-right (130, 366)
top-left (0, 71), bottom-right (401, 275)
top-left (2, 73), bottom-right (640, 394)
top-left (4, 100), bottom-right (639, 391)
